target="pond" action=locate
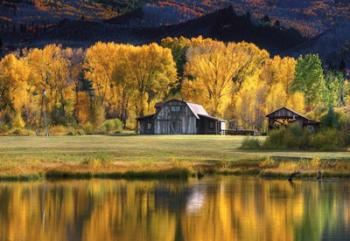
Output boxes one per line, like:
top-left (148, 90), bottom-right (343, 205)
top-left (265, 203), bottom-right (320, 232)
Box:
top-left (0, 176), bottom-right (349, 241)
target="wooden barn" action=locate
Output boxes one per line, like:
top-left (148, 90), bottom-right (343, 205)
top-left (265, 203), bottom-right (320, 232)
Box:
top-left (137, 99), bottom-right (225, 135)
top-left (266, 107), bottom-right (320, 131)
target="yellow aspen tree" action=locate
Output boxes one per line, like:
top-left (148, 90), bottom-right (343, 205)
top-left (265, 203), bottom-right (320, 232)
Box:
top-left (84, 42), bottom-right (119, 106)
top-left (26, 44), bottom-right (71, 127)
top-left (122, 43), bottom-right (177, 116)
top-left (233, 72), bottom-right (267, 129)
top-left (0, 54), bottom-right (30, 128)
top-left (183, 41), bottom-right (236, 116)
top-left (183, 40), bottom-right (269, 117)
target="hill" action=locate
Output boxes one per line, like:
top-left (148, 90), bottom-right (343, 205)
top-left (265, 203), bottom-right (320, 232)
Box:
top-left (1, 0), bottom-right (349, 37)
top-left (0, 7), bottom-right (306, 55)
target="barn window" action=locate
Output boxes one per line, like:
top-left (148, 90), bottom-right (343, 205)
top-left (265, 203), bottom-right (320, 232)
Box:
top-left (171, 106), bottom-right (181, 112)
top-left (147, 123), bottom-right (152, 130)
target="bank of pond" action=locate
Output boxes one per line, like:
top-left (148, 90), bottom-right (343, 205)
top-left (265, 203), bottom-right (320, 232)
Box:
top-left (2, 158), bottom-right (350, 182)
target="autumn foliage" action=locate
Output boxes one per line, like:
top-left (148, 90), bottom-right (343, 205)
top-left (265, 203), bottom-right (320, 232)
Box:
top-left (0, 37), bottom-right (347, 133)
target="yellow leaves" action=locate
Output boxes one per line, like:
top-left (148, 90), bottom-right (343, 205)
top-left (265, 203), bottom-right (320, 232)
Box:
top-left (266, 82), bottom-right (288, 113)
top-left (264, 56), bottom-right (304, 114)
top-left (0, 37), bottom-right (305, 130)
top-left (184, 41), bottom-right (234, 116)
top-left (75, 92), bottom-right (90, 124)
top-left (230, 53), bottom-right (303, 130)
top-left (183, 39), bottom-right (270, 118)
top-left (233, 72), bottom-right (267, 129)
top-left (0, 54), bottom-right (30, 127)
top-left (84, 42), bottom-right (120, 101)
top-left (287, 92), bottom-right (305, 113)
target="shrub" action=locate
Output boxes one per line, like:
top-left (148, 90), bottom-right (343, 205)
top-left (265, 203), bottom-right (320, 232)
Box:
top-left (262, 123), bottom-right (349, 151)
top-left (320, 106), bottom-right (341, 129)
top-left (338, 111), bottom-right (350, 131)
top-left (310, 129), bottom-right (349, 150)
top-left (259, 158), bottom-right (277, 168)
top-left (0, 123), bottom-right (10, 135)
top-left (49, 125), bottom-right (70, 136)
top-left (67, 128), bottom-right (86, 136)
top-left (240, 138), bottom-right (262, 149)
top-left (7, 128), bottom-right (36, 136)
top-left (264, 128), bottom-right (286, 149)
top-left (278, 161), bottom-right (300, 171)
top-left (309, 157), bottom-right (322, 169)
top-left (101, 119), bottom-right (123, 134)
top-left (264, 124), bottom-right (309, 150)
top-left (81, 122), bottom-right (94, 134)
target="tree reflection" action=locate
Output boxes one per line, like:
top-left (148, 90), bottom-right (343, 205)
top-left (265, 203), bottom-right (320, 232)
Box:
top-left (0, 177), bottom-right (349, 241)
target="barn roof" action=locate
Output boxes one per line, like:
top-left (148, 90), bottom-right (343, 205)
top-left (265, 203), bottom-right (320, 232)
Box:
top-left (137, 99), bottom-right (225, 121)
top-left (186, 102), bottom-right (209, 119)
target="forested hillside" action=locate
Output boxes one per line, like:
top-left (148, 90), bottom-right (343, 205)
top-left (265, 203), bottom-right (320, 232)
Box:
top-left (1, 0), bottom-right (349, 36)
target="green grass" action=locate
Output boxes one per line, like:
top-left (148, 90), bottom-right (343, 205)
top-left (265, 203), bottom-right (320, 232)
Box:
top-left (0, 135), bottom-right (350, 180)
top-left (0, 135), bottom-right (349, 163)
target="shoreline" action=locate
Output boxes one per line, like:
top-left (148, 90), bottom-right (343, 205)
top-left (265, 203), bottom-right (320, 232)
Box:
top-left (2, 159), bottom-right (350, 182)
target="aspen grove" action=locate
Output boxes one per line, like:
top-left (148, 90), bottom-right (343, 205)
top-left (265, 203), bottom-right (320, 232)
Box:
top-left (0, 37), bottom-right (347, 133)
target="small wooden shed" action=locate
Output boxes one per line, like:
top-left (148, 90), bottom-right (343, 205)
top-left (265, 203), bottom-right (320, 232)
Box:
top-left (137, 99), bottom-right (225, 135)
top-left (266, 107), bottom-right (320, 131)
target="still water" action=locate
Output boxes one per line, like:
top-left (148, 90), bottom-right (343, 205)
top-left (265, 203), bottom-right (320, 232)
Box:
top-left (0, 176), bottom-right (349, 241)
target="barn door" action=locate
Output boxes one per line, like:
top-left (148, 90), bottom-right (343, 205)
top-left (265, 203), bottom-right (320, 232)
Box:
top-left (170, 120), bottom-right (182, 134)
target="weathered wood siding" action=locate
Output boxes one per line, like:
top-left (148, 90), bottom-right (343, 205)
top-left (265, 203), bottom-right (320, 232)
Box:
top-left (197, 116), bottom-right (223, 134)
top-left (154, 100), bottom-right (197, 134)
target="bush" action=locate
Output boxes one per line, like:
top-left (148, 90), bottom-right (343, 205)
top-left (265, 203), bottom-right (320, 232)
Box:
top-left (49, 125), bottom-right (71, 136)
top-left (264, 124), bottom-right (310, 150)
top-left (338, 111), bottom-right (350, 131)
top-left (81, 122), bottom-right (94, 134)
top-left (67, 128), bottom-right (86, 136)
top-left (0, 123), bottom-right (10, 135)
top-left (259, 158), bottom-right (277, 168)
top-left (309, 157), bottom-right (322, 169)
top-left (310, 129), bottom-right (348, 150)
top-left (320, 106), bottom-right (341, 129)
top-left (262, 123), bottom-right (349, 150)
top-left (240, 138), bottom-right (262, 149)
top-left (6, 128), bottom-right (36, 136)
top-left (101, 119), bottom-right (123, 134)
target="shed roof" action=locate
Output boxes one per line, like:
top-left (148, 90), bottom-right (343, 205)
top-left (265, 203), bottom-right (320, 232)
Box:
top-left (136, 114), bottom-right (155, 120)
top-left (266, 107), bottom-right (309, 119)
top-left (198, 114), bottom-right (225, 122)
top-left (266, 107), bottom-right (319, 124)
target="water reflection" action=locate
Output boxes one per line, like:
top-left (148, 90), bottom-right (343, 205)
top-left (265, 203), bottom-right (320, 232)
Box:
top-left (0, 177), bottom-right (349, 241)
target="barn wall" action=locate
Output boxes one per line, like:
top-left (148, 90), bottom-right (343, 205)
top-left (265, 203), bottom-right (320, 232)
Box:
top-left (154, 100), bottom-right (197, 134)
top-left (138, 118), bottom-right (154, 134)
top-left (197, 117), bottom-right (223, 134)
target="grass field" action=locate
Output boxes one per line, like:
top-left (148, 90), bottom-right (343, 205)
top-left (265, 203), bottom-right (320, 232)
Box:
top-left (1, 135), bottom-right (350, 180)
top-left (1, 135), bottom-right (350, 162)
